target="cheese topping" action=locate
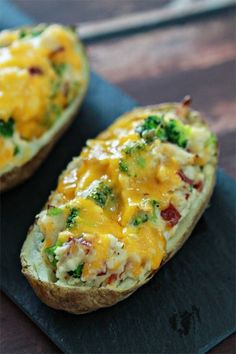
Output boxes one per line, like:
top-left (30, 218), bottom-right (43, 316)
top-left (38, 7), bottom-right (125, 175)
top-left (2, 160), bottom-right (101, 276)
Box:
top-left (37, 102), bottom-right (217, 288)
top-left (0, 24), bottom-right (88, 174)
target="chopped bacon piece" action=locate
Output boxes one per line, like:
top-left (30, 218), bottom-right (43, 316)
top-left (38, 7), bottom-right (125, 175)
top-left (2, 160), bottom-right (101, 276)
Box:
top-left (161, 203), bottom-right (181, 227)
top-left (28, 66), bottom-right (43, 75)
top-left (78, 238), bottom-right (92, 248)
top-left (194, 181), bottom-right (203, 191)
top-left (185, 193), bottom-right (190, 200)
top-left (176, 95), bottom-right (192, 117)
top-left (182, 95), bottom-right (192, 107)
top-left (177, 170), bottom-right (194, 185)
top-left (107, 274), bottom-right (117, 284)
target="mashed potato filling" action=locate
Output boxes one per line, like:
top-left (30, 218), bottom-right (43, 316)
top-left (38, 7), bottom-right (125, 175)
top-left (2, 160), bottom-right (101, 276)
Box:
top-left (37, 101), bottom-right (217, 287)
top-left (0, 24), bottom-right (86, 171)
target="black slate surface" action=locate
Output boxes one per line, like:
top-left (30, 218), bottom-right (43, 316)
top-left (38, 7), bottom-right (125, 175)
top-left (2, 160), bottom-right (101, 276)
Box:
top-left (1, 3), bottom-right (236, 353)
top-left (1, 72), bottom-right (236, 354)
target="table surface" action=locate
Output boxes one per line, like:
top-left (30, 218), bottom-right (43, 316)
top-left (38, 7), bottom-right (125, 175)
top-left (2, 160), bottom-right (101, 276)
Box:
top-left (1, 1), bottom-right (236, 353)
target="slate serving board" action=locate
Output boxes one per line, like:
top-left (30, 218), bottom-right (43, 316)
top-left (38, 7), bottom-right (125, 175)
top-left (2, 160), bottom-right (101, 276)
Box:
top-left (1, 3), bottom-right (236, 353)
top-left (1, 71), bottom-right (236, 354)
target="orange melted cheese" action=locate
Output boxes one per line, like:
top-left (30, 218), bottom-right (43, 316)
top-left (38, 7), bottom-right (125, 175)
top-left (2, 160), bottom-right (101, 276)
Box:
top-left (0, 25), bottom-right (82, 140)
top-left (0, 137), bottom-right (15, 168)
top-left (48, 112), bottom-right (191, 280)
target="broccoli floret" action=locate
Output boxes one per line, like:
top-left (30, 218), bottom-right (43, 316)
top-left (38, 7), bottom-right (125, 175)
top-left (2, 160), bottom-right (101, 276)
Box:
top-left (45, 245), bottom-right (58, 267)
top-left (18, 27), bottom-right (44, 39)
top-left (136, 114), bottom-right (191, 148)
top-left (205, 132), bottom-right (217, 148)
top-left (136, 115), bottom-right (167, 143)
top-left (119, 159), bottom-right (129, 175)
top-left (123, 141), bottom-right (146, 155)
top-left (66, 208), bottom-right (79, 228)
top-left (87, 182), bottom-right (113, 208)
top-left (136, 156), bottom-right (146, 168)
top-left (165, 119), bottom-right (190, 148)
top-left (50, 80), bottom-right (61, 98)
top-left (47, 207), bottom-right (62, 216)
top-left (14, 145), bottom-right (20, 155)
top-left (132, 212), bottom-right (149, 226)
top-left (150, 200), bottom-right (159, 222)
top-left (122, 142), bottom-right (146, 169)
top-left (136, 115), bottom-right (162, 134)
top-left (18, 30), bottom-right (27, 39)
top-left (52, 63), bottom-right (68, 76)
top-left (0, 118), bottom-right (14, 137)
top-left (68, 263), bottom-right (84, 278)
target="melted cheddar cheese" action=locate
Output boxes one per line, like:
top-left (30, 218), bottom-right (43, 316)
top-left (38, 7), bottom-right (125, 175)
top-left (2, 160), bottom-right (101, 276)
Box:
top-left (0, 24), bottom-right (88, 174)
top-left (37, 103), bottom-right (217, 288)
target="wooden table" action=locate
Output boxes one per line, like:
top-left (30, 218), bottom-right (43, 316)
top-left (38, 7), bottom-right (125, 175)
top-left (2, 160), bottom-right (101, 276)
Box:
top-left (1, 1), bottom-right (236, 353)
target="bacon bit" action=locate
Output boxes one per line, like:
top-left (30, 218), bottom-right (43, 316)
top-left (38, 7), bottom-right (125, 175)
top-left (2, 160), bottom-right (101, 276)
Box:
top-left (97, 263), bottom-right (107, 276)
top-left (78, 238), bottom-right (92, 254)
top-left (194, 181), bottom-right (203, 191)
top-left (176, 95), bottom-right (192, 118)
top-left (177, 170), bottom-right (194, 185)
top-left (185, 193), bottom-right (190, 200)
top-left (182, 95), bottom-right (192, 107)
top-left (78, 237), bottom-right (92, 248)
top-left (107, 274), bottom-right (117, 284)
top-left (49, 46), bottom-right (65, 57)
top-left (28, 66), bottom-right (43, 75)
top-left (161, 203), bottom-right (181, 227)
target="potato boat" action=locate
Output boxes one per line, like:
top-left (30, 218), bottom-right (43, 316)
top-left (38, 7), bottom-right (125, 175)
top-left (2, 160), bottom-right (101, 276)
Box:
top-left (21, 98), bottom-right (218, 314)
top-left (0, 24), bottom-right (89, 191)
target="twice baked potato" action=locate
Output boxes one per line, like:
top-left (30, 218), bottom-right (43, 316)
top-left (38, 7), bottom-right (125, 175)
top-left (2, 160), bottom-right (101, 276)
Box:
top-left (21, 98), bottom-right (218, 314)
top-left (0, 24), bottom-right (89, 192)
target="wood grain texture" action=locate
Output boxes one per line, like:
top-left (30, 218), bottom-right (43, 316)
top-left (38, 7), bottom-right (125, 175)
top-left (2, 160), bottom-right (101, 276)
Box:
top-left (11, 0), bottom-right (168, 24)
top-left (87, 11), bottom-right (236, 178)
top-left (0, 292), bottom-right (61, 354)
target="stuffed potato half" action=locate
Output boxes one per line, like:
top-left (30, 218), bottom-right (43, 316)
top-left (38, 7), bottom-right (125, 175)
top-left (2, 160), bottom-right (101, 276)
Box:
top-left (0, 24), bottom-right (89, 191)
top-left (21, 98), bottom-right (218, 314)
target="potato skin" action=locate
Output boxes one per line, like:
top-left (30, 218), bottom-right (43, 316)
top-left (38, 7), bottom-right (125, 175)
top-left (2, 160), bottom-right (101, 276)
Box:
top-left (0, 27), bottom-right (89, 193)
top-left (20, 104), bottom-right (218, 314)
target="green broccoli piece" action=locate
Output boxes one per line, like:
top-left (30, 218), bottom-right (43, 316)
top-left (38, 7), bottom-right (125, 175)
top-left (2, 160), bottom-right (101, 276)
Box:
top-left (132, 212), bottom-right (149, 226)
top-left (123, 141), bottom-right (146, 155)
top-left (0, 118), bottom-right (14, 137)
top-left (119, 159), bottom-right (129, 175)
top-left (50, 80), bottom-right (61, 98)
top-left (150, 200), bottom-right (159, 222)
top-left (18, 28), bottom-right (44, 39)
top-left (136, 156), bottom-right (146, 168)
top-left (14, 145), bottom-right (20, 155)
top-left (136, 115), bottom-right (167, 143)
top-left (18, 30), bottom-right (27, 39)
top-left (136, 115), bottom-right (162, 134)
top-left (155, 126), bottom-right (167, 142)
top-left (122, 142), bottom-right (146, 168)
top-left (165, 119), bottom-right (190, 148)
top-left (52, 63), bottom-right (68, 76)
top-left (45, 245), bottom-right (58, 267)
top-left (87, 182), bottom-right (113, 208)
top-left (66, 208), bottom-right (79, 228)
top-left (136, 115), bottom-right (190, 148)
top-left (205, 133), bottom-right (217, 148)
top-left (68, 263), bottom-right (84, 279)
top-left (47, 207), bottom-right (62, 216)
